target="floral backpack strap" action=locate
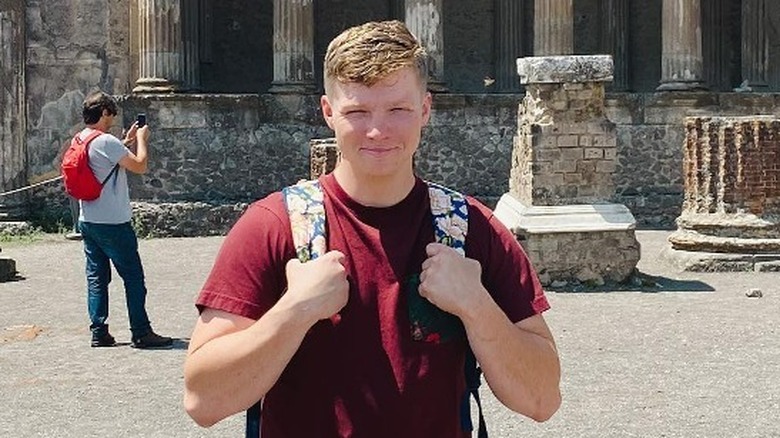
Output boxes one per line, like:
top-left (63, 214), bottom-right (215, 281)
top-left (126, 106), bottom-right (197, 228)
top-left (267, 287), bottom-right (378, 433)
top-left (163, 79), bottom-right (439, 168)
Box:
top-left (427, 182), bottom-right (487, 438)
top-left (427, 181), bottom-right (468, 254)
top-left (282, 179), bottom-right (327, 262)
top-left (247, 180), bottom-right (327, 437)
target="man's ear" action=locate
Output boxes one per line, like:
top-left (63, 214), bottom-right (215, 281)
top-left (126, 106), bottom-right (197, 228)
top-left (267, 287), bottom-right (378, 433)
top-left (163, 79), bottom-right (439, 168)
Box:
top-left (421, 92), bottom-right (432, 126)
top-left (321, 95), bottom-right (335, 130)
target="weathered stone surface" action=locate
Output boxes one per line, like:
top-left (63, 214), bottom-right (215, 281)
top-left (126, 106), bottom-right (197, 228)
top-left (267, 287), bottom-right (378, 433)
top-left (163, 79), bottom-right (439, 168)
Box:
top-left (494, 195), bottom-right (640, 286)
top-left (0, 257), bottom-right (16, 282)
top-left (669, 116), bottom-right (780, 254)
top-left (517, 55), bottom-right (613, 85)
top-left (309, 138), bottom-right (340, 179)
top-left (660, 244), bottom-right (780, 273)
top-left (131, 201), bottom-right (247, 238)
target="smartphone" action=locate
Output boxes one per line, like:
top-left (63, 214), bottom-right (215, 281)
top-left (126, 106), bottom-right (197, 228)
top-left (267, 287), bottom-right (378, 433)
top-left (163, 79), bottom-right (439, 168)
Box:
top-left (136, 113), bottom-right (146, 128)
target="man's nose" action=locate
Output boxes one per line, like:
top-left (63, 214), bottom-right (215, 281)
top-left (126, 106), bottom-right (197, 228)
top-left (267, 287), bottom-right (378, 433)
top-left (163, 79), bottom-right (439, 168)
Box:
top-left (366, 114), bottom-right (388, 139)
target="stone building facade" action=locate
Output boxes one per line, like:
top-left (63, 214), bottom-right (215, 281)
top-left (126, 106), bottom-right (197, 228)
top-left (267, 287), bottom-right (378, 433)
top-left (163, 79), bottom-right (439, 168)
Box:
top-left (2, 0), bottom-right (780, 234)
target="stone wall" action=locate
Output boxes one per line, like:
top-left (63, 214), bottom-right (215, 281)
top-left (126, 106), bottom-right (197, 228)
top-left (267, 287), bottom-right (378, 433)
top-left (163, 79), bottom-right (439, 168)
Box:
top-left (17, 89), bottom-right (780, 236)
top-left (13, 0), bottom-right (780, 236)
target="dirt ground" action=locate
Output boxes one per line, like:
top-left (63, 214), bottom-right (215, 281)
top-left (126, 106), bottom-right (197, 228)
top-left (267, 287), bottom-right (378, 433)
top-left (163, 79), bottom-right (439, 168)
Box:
top-left (0, 230), bottom-right (778, 437)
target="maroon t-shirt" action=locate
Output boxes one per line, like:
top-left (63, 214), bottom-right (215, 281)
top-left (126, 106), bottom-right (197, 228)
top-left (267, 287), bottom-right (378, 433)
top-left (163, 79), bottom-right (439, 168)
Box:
top-left (197, 174), bottom-right (549, 438)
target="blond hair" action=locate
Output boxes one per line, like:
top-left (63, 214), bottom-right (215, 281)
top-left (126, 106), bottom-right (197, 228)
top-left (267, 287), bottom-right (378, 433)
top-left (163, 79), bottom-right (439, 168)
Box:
top-left (323, 20), bottom-right (428, 93)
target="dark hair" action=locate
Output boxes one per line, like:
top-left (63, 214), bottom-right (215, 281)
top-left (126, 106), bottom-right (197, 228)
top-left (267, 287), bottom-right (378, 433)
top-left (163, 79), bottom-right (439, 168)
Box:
top-left (82, 91), bottom-right (118, 124)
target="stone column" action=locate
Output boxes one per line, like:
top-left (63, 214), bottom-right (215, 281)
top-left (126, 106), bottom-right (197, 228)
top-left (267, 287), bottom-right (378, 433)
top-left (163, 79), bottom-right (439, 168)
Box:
top-left (702, 0), bottom-right (729, 91)
top-left (182, 0), bottom-right (201, 91)
top-left (533, 0), bottom-right (573, 56)
top-left (0, 2), bottom-right (26, 205)
top-left (657, 0), bottom-right (706, 91)
top-left (0, 1), bottom-right (23, 278)
top-left (741, 0), bottom-right (769, 91)
top-left (405, 0), bottom-right (446, 92)
top-left (135, 0), bottom-right (184, 93)
top-left (270, 0), bottom-right (315, 94)
top-left (495, 0), bottom-right (525, 92)
top-left (494, 55), bottom-right (640, 287)
top-left (390, 0), bottom-right (405, 20)
top-left (600, 0), bottom-right (629, 91)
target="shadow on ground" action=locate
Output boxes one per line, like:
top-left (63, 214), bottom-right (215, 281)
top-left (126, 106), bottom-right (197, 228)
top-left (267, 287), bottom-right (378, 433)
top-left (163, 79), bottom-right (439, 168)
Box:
top-left (547, 270), bottom-right (715, 294)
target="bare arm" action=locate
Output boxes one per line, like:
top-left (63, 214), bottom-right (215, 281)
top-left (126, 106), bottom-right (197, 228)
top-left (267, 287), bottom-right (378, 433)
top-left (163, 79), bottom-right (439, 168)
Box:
top-left (183, 251), bottom-right (349, 427)
top-left (419, 243), bottom-right (561, 421)
top-left (118, 124), bottom-right (149, 174)
top-left (462, 300), bottom-right (560, 421)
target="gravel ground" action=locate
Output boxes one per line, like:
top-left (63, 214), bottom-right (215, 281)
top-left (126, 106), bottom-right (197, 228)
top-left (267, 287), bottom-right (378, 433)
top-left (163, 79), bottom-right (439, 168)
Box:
top-left (0, 230), bottom-right (778, 437)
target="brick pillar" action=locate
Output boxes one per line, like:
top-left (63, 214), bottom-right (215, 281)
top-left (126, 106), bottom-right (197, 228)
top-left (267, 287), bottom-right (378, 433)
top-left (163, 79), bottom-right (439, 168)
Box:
top-left (495, 0), bottom-right (526, 92)
top-left (741, 0), bottom-right (769, 91)
top-left (511, 56), bottom-right (617, 205)
top-left (270, 0), bottom-right (315, 93)
top-left (135, 0), bottom-right (185, 93)
top-left (600, 0), bottom-right (629, 91)
top-left (533, 0), bottom-right (573, 56)
top-left (669, 116), bottom-right (780, 255)
top-left (405, 0), bottom-right (446, 92)
top-left (495, 55), bottom-right (640, 287)
top-left (657, 0), bottom-right (707, 91)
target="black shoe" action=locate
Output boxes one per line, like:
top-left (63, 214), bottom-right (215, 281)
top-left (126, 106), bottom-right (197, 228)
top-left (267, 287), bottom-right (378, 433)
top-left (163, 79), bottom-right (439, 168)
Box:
top-left (91, 333), bottom-right (117, 348)
top-left (131, 331), bottom-right (173, 349)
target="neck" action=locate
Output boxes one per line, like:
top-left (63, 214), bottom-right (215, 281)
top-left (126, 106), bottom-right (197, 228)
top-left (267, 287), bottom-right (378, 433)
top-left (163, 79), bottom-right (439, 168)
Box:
top-left (332, 164), bottom-right (416, 208)
top-left (86, 123), bottom-right (105, 132)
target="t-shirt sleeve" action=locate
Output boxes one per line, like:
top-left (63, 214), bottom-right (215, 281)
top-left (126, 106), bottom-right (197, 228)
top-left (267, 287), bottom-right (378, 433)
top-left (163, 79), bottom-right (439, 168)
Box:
top-left (466, 199), bottom-right (550, 324)
top-left (196, 193), bottom-right (295, 320)
top-left (96, 134), bottom-right (130, 165)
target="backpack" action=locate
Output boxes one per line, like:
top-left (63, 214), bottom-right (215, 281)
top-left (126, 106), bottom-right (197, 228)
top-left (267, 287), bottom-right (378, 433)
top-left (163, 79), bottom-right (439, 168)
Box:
top-left (61, 130), bottom-right (118, 201)
top-left (245, 179), bottom-right (487, 438)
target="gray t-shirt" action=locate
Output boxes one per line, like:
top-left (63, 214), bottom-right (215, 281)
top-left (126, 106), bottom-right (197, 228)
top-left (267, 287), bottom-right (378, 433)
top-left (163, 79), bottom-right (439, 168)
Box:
top-left (78, 129), bottom-right (132, 224)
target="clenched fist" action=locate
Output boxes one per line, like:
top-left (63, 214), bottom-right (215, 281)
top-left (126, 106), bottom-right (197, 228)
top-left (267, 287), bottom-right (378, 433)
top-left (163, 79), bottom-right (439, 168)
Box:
top-left (419, 243), bottom-right (488, 319)
top-left (280, 250), bottom-right (349, 324)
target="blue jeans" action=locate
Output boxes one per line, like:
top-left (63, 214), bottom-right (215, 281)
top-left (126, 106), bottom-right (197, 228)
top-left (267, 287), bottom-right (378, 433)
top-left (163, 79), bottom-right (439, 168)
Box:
top-left (79, 221), bottom-right (151, 339)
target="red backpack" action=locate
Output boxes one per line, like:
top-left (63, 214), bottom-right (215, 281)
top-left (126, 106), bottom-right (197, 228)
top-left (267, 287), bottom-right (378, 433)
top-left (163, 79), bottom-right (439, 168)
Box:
top-left (61, 130), bottom-right (118, 201)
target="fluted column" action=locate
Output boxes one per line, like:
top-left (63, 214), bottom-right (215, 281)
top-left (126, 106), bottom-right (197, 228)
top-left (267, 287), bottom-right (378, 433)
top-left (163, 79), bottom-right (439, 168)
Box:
top-left (390, 0), bottom-right (405, 20)
top-left (181, 0), bottom-right (201, 91)
top-left (495, 0), bottom-right (525, 92)
top-left (741, 0), bottom-right (769, 90)
top-left (270, 0), bottom-right (315, 94)
top-left (600, 0), bottom-right (629, 91)
top-left (702, 0), bottom-right (729, 91)
top-left (657, 0), bottom-right (706, 91)
top-left (135, 0), bottom-right (184, 93)
top-left (405, 0), bottom-right (446, 92)
top-left (0, 3), bottom-right (26, 199)
top-left (534, 0), bottom-right (573, 55)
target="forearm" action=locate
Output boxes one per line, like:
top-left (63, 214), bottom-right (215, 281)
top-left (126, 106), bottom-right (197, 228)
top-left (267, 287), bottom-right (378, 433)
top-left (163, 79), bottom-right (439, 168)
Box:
top-left (461, 294), bottom-right (561, 422)
top-left (135, 139), bottom-right (148, 165)
top-left (184, 304), bottom-right (314, 427)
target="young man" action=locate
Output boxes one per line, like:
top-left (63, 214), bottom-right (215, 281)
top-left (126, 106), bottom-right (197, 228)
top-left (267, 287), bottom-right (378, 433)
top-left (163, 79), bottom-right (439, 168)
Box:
top-left (78, 91), bottom-right (172, 349)
top-left (184, 20), bottom-right (560, 436)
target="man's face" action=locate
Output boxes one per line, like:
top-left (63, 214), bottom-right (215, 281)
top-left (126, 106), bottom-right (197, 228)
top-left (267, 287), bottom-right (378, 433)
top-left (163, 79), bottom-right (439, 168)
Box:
top-left (321, 67), bottom-right (432, 180)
